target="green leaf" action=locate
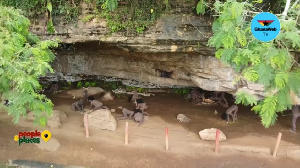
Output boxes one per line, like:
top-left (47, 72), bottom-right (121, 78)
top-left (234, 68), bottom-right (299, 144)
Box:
top-left (196, 0), bottom-right (206, 15)
top-left (236, 28), bottom-right (247, 46)
top-left (215, 49), bottom-right (224, 59)
top-left (47, 2), bottom-right (52, 13)
top-left (275, 72), bottom-right (288, 89)
top-left (39, 116), bottom-right (47, 126)
top-left (47, 20), bottom-right (55, 34)
top-left (243, 68), bottom-right (259, 82)
top-left (212, 20), bottom-right (221, 33)
top-left (259, 96), bottom-right (278, 128)
top-left (222, 21), bottom-right (234, 32)
top-left (257, 63), bottom-right (274, 87)
top-left (284, 32), bottom-right (300, 48)
top-left (249, 54), bottom-right (261, 65)
top-left (288, 69), bottom-right (300, 94)
top-left (235, 91), bottom-right (258, 106)
top-left (275, 89), bottom-right (292, 112)
top-left (221, 33), bottom-right (235, 49)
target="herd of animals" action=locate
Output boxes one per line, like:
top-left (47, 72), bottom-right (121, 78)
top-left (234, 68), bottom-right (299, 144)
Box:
top-left (1, 85), bottom-right (299, 131)
top-left (70, 87), bottom-right (149, 126)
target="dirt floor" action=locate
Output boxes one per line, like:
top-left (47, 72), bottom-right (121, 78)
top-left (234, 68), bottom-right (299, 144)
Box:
top-left (0, 91), bottom-right (300, 168)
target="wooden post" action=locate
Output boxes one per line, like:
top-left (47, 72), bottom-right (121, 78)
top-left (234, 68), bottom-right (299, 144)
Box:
top-left (125, 122), bottom-right (128, 145)
top-left (273, 132), bottom-right (282, 157)
top-left (165, 127), bottom-right (169, 150)
top-left (215, 129), bottom-right (220, 153)
top-left (84, 114), bottom-right (89, 138)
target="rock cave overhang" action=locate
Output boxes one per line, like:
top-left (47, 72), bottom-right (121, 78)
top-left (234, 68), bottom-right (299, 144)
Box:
top-left (41, 40), bottom-right (246, 99)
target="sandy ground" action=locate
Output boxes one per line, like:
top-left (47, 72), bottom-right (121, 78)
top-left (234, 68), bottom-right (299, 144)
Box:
top-left (0, 91), bottom-right (300, 168)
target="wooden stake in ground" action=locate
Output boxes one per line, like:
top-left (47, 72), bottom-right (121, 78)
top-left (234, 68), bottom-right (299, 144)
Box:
top-left (125, 122), bottom-right (128, 145)
top-left (273, 132), bottom-right (282, 158)
top-left (215, 129), bottom-right (220, 153)
top-left (84, 114), bottom-right (89, 138)
top-left (165, 127), bottom-right (169, 150)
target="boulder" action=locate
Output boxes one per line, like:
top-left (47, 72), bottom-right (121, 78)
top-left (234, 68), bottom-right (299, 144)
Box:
top-left (27, 110), bottom-right (67, 128)
top-left (177, 114), bottom-right (191, 122)
top-left (65, 87), bottom-right (105, 99)
top-left (199, 128), bottom-right (226, 141)
top-left (101, 91), bottom-right (115, 101)
top-left (84, 109), bottom-right (117, 131)
top-left (47, 110), bottom-right (67, 128)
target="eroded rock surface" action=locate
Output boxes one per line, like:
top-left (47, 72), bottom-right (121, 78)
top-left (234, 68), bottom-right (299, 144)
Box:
top-left (31, 3), bottom-right (290, 100)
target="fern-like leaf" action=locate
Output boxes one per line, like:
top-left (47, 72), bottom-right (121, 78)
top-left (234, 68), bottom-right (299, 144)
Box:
top-left (275, 72), bottom-right (288, 89)
top-left (257, 63), bottom-right (274, 87)
top-left (235, 91), bottom-right (258, 106)
top-left (243, 68), bottom-right (259, 82)
top-left (221, 33), bottom-right (235, 49)
top-left (236, 28), bottom-right (247, 46)
top-left (259, 96), bottom-right (278, 128)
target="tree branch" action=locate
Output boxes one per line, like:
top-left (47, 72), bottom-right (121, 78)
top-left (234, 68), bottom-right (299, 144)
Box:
top-left (290, 0), bottom-right (300, 9)
top-left (282, 0), bottom-right (291, 19)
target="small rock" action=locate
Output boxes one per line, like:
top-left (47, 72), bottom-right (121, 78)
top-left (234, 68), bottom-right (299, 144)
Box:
top-left (214, 110), bottom-right (218, 115)
top-left (101, 92), bottom-right (115, 101)
top-left (199, 128), bottom-right (226, 141)
top-left (177, 114), bottom-right (191, 122)
top-left (110, 109), bottom-right (115, 112)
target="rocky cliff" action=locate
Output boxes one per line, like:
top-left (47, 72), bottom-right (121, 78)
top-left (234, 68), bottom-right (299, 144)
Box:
top-left (31, 2), bottom-right (266, 98)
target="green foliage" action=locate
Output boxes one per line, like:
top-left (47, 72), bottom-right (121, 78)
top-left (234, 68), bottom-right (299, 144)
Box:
top-left (1, 0), bottom-right (81, 24)
top-left (0, 6), bottom-right (58, 126)
top-left (81, 14), bottom-right (95, 23)
top-left (196, 0), bottom-right (207, 15)
top-left (209, 0), bottom-right (300, 128)
top-left (124, 86), bottom-right (148, 93)
top-left (235, 91), bottom-right (258, 106)
top-left (92, 0), bottom-right (170, 34)
top-left (47, 19), bottom-right (55, 34)
top-left (77, 81), bottom-right (97, 88)
top-left (103, 0), bottom-right (119, 12)
top-left (77, 81), bottom-right (83, 88)
top-left (172, 88), bottom-right (190, 96)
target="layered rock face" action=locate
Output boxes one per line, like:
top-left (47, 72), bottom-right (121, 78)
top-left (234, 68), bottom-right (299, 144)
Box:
top-left (31, 2), bottom-right (267, 98)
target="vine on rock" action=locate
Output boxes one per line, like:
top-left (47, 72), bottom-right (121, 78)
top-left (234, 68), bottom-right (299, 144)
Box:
top-left (208, 0), bottom-right (300, 128)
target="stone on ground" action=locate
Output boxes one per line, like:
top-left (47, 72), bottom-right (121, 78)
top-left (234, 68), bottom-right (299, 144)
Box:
top-left (177, 114), bottom-right (191, 122)
top-left (47, 110), bottom-right (67, 128)
top-left (101, 91), bottom-right (115, 101)
top-left (84, 109), bottom-right (117, 131)
top-left (66, 87), bottom-right (105, 98)
top-left (199, 128), bottom-right (226, 141)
